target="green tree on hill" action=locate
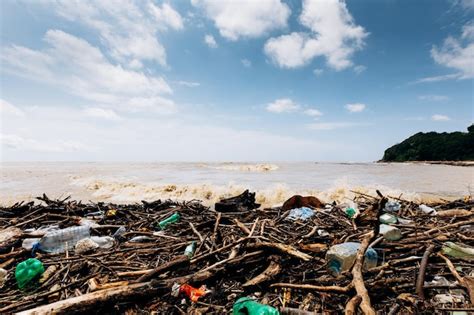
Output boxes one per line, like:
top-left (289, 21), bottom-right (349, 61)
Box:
top-left (382, 125), bottom-right (474, 162)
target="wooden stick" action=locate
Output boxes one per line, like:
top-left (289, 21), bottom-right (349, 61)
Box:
top-left (351, 231), bottom-right (375, 315)
top-left (247, 242), bottom-right (312, 261)
top-left (345, 295), bottom-right (361, 315)
top-left (437, 253), bottom-right (474, 303)
top-left (270, 283), bottom-right (352, 293)
top-left (136, 255), bottom-right (189, 283)
top-left (415, 244), bottom-right (435, 299)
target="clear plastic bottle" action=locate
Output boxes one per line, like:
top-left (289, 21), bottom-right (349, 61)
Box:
top-left (326, 242), bottom-right (378, 275)
top-left (37, 226), bottom-right (90, 254)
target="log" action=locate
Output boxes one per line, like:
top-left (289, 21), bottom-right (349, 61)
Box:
top-left (415, 244), bottom-right (435, 299)
top-left (16, 281), bottom-right (160, 315)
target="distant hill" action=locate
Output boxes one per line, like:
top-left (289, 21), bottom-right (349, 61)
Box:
top-left (381, 125), bottom-right (474, 162)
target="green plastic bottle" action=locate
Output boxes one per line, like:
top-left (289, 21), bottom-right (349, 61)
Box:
top-left (158, 213), bottom-right (180, 230)
top-left (233, 297), bottom-right (279, 315)
top-left (15, 258), bottom-right (45, 289)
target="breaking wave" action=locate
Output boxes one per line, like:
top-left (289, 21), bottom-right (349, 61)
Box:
top-left (211, 163), bottom-right (279, 172)
top-left (70, 177), bottom-right (433, 208)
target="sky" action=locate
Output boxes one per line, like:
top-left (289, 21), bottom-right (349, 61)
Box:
top-left (0, 0), bottom-right (473, 162)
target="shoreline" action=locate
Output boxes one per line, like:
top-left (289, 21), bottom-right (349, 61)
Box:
top-left (378, 160), bottom-right (474, 167)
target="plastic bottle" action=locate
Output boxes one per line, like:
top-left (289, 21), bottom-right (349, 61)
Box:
top-left (384, 201), bottom-right (401, 212)
top-left (113, 226), bottom-right (126, 238)
top-left (184, 241), bottom-right (197, 258)
top-left (326, 242), bottom-right (378, 275)
top-left (379, 224), bottom-right (402, 241)
top-left (233, 297), bottom-right (279, 315)
top-left (158, 213), bottom-right (180, 230)
top-left (36, 226), bottom-right (90, 254)
top-left (15, 258), bottom-right (44, 289)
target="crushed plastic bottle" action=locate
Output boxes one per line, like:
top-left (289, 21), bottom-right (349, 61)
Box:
top-left (233, 297), bottom-right (279, 315)
top-left (171, 283), bottom-right (209, 302)
top-left (326, 242), bottom-right (378, 275)
top-left (36, 226), bottom-right (91, 254)
top-left (90, 236), bottom-right (115, 249)
top-left (286, 207), bottom-right (314, 221)
top-left (379, 213), bottom-right (398, 224)
top-left (419, 204), bottom-right (437, 216)
top-left (15, 258), bottom-right (44, 289)
top-left (158, 213), bottom-right (181, 229)
top-left (379, 224), bottom-right (402, 241)
top-left (184, 241), bottom-right (197, 258)
top-left (384, 201), bottom-right (401, 212)
top-left (442, 242), bottom-right (474, 261)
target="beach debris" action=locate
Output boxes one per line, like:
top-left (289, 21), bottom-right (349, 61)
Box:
top-left (384, 200), bottom-right (401, 212)
top-left (233, 297), bottom-right (279, 315)
top-left (0, 268), bottom-right (7, 286)
top-left (172, 283), bottom-right (209, 302)
top-left (15, 258), bottom-right (44, 289)
top-left (442, 242), bottom-right (474, 261)
top-left (379, 213), bottom-right (398, 224)
top-left (158, 212), bottom-right (181, 229)
top-left (379, 224), bottom-right (402, 241)
top-left (36, 226), bottom-right (90, 254)
top-left (325, 242), bottom-right (378, 275)
top-left (286, 207), bottom-right (314, 221)
top-left (0, 192), bottom-right (472, 313)
top-left (0, 227), bottom-right (23, 252)
top-left (419, 204), bottom-right (437, 216)
top-left (75, 238), bottom-right (99, 254)
top-left (215, 189), bottom-right (260, 212)
top-left (281, 195), bottom-right (323, 211)
top-left (184, 241), bottom-right (197, 258)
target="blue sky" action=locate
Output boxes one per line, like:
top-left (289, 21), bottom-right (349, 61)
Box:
top-left (0, 0), bottom-right (473, 162)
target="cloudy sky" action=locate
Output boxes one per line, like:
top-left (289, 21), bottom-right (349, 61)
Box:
top-left (0, 0), bottom-right (473, 162)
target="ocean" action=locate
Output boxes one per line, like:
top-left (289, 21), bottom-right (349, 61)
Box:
top-left (1, 162), bottom-right (473, 207)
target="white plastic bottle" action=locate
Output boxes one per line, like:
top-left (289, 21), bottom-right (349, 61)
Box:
top-left (37, 226), bottom-right (90, 254)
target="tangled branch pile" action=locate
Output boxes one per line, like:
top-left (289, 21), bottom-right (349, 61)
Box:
top-left (0, 191), bottom-right (473, 314)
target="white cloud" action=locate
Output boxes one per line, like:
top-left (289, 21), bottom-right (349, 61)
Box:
top-left (0, 99), bottom-right (24, 116)
top-left (241, 59), bottom-right (252, 68)
top-left (264, 0), bottom-right (368, 70)
top-left (354, 65), bottom-right (367, 74)
top-left (417, 22), bottom-right (474, 83)
top-left (0, 133), bottom-right (89, 153)
top-left (418, 95), bottom-right (450, 101)
top-left (313, 68), bottom-right (324, 76)
top-left (307, 122), bottom-right (360, 130)
top-left (431, 114), bottom-right (451, 121)
top-left (266, 98), bottom-right (300, 113)
top-left (304, 108), bottom-right (323, 117)
top-left (1, 30), bottom-right (175, 114)
top-left (192, 0), bottom-right (290, 40)
top-left (83, 107), bottom-right (122, 121)
top-left (204, 34), bottom-right (218, 48)
top-left (176, 80), bottom-right (201, 87)
top-left (345, 103), bottom-right (366, 112)
top-left (45, 1), bottom-right (184, 67)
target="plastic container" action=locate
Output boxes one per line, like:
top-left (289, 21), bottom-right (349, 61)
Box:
top-left (233, 297), bottom-right (279, 315)
top-left (326, 242), bottom-right (378, 275)
top-left (184, 241), bottom-right (197, 258)
top-left (379, 213), bottom-right (398, 224)
top-left (37, 226), bottom-right (90, 254)
top-left (379, 224), bottom-right (402, 241)
top-left (419, 204), bottom-right (437, 216)
top-left (158, 213), bottom-right (180, 230)
top-left (15, 258), bottom-right (44, 289)
top-left (90, 236), bottom-right (115, 249)
top-left (286, 207), bottom-right (314, 221)
top-left (384, 201), bottom-right (401, 212)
